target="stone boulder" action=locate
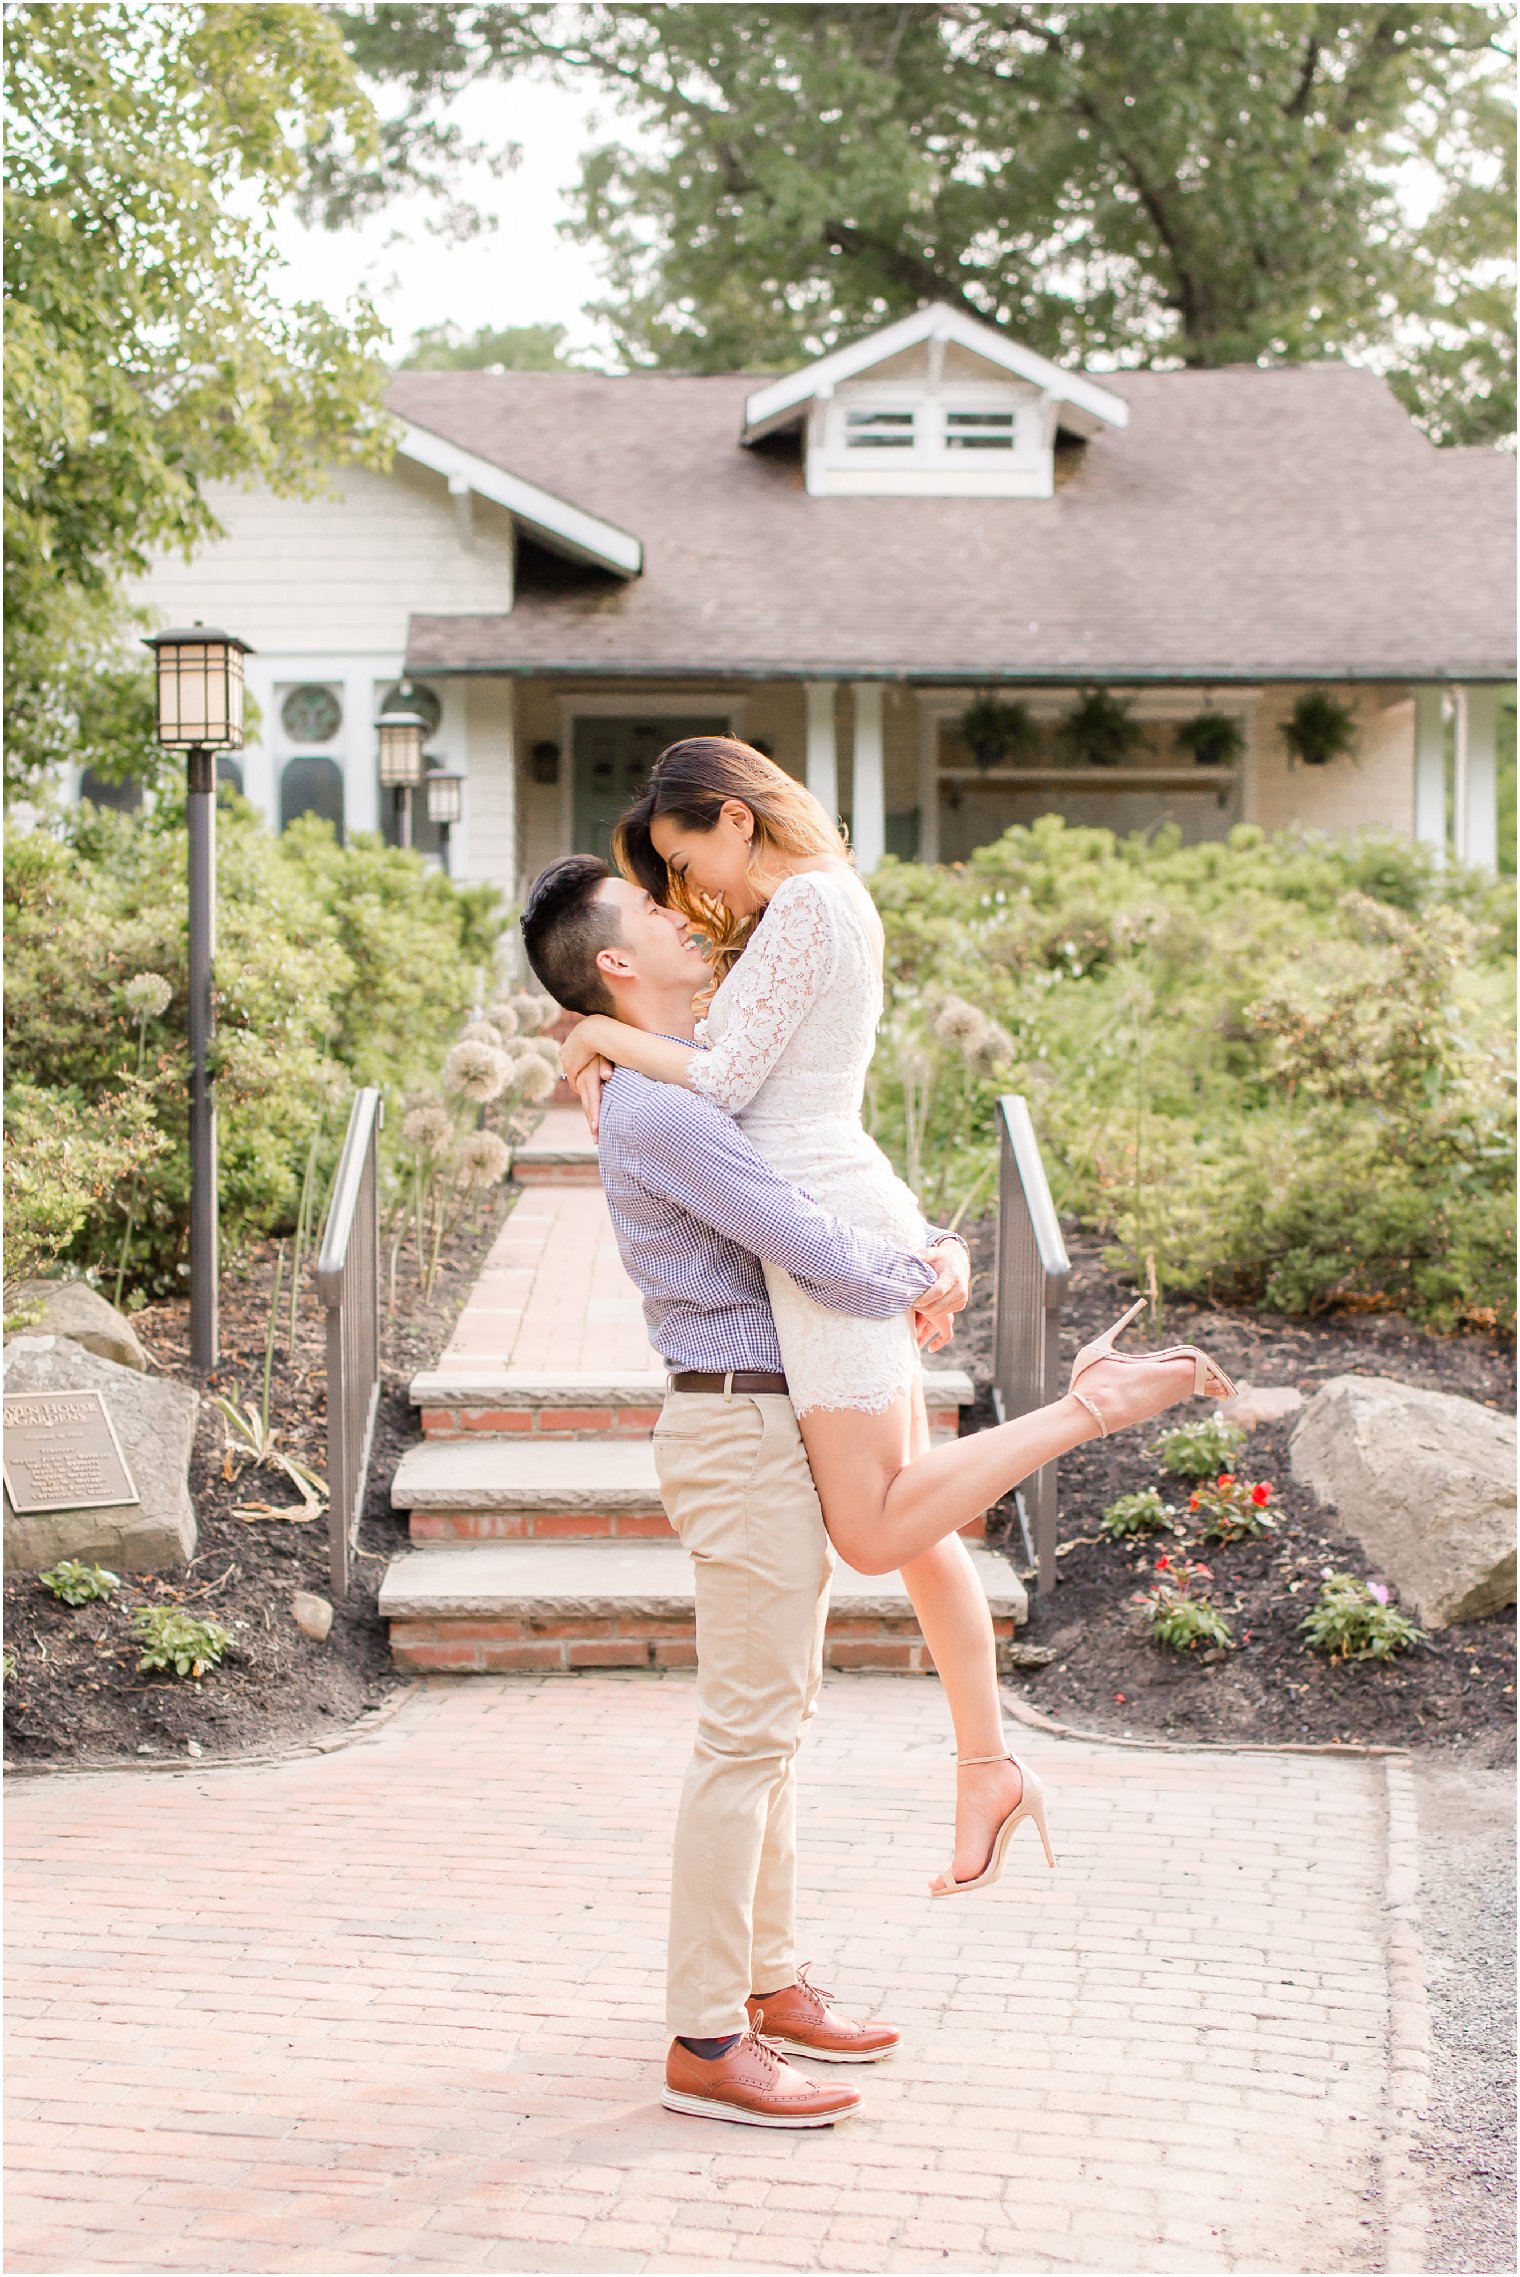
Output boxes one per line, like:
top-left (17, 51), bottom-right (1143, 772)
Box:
top-left (3, 1337), bottom-right (197, 1573)
top-left (1289, 1374), bottom-right (1516, 1629)
top-left (9, 1279), bottom-right (148, 1372)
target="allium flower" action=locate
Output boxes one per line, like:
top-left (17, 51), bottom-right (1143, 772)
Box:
top-left (484, 999), bottom-right (521, 1038)
top-left (457, 1131), bottom-right (511, 1187)
top-left (401, 1105), bottom-right (452, 1157)
top-left (933, 996), bottom-right (986, 1046)
top-left (443, 1040), bottom-right (510, 1104)
top-left (457, 1019), bottom-right (504, 1049)
top-left (525, 1034), bottom-right (562, 1068)
top-left (516, 1057), bottom-right (556, 1105)
top-left (511, 991), bottom-right (555, 1034)
top-left (123, 972), bottom-right (172, 1019)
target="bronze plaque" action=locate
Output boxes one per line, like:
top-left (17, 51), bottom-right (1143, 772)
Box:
top-left (3, 1390), bottom-right (140, 1514)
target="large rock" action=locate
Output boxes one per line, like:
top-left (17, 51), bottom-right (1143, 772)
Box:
top-left (1289, 1374), bottom-right (1516, 1629)
top-left (9, 1279), bottom-right (148, 1372)
top-left (2, 1336), bottom-right (197, 1572)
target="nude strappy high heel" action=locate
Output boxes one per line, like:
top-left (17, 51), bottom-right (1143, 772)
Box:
top-left (1067, 1298), bottom-right (1238, 1437)
top-left (929, 1753), bottom-right (1055, 1897)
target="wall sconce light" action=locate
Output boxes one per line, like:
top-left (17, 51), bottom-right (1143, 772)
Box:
top-left (531, 739), bottom-right (560, 786)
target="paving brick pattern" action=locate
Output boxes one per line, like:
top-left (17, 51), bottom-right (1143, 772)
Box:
top-left (436, 1184), bottom-right (660, 1377)
top-left (6, 1675), bottom-right (1399, 2274)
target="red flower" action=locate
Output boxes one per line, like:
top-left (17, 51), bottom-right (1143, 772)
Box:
top-left (1251, 1482), bottom-right (1272, 1507)
top-left (1188, 1493), bottom-right (1201, 1510)
top-left (1217, 1473), bottom-right (1234, 1488)
top-left (1155, 1554), bottom-right (1170, 1570)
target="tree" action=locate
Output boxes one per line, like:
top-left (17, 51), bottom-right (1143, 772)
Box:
top-left (399, 318), bottom-right (572, 369)
top-left (4, 3), bottom-right (396, 799)
top-left (332, 3), bottom-right (1515, 439)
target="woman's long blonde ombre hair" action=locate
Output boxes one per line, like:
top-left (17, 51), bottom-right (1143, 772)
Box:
top-left (612, 737), bottom-right (849, 983)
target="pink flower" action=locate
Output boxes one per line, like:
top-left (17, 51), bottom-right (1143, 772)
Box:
top-left (1195, 1563), bottom-right (1213, 1579)
top-left (1369, 1582), bottom-right (1390, 1606)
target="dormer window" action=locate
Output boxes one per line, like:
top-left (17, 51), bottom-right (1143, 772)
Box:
top-left (740, 301), bottom-right (1129, 502)
top-left (946, 408), bottom-right (1017, 451)
top-left (845, 408), bottom-right (917, 449)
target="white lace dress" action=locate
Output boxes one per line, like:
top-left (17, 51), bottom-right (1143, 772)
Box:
top-left (688, 868), bottom-right (927, 1417)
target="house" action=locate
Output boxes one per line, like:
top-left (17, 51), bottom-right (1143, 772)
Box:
top-left (128, 303), bottom-right (1516, 893)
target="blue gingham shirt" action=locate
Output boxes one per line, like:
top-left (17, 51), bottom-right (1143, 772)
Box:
top-left (597, 1060), bottom-right (940, 1373)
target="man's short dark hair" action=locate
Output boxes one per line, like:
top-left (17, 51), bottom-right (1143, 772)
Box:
top-left (520, 855), bottom-right (621, 1016)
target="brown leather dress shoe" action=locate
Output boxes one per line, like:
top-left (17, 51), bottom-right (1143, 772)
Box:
top-left (662, 2020), bottom-right (862, 2128)
top-left (745, 1964), bottom-right (901, 2063)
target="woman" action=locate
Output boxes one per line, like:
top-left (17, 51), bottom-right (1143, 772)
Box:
top-left (561, 739), bottom-right (1234, 1893)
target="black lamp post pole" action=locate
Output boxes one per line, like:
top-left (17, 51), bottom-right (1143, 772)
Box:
top-left (186, 743), bottom-right (219, 1370)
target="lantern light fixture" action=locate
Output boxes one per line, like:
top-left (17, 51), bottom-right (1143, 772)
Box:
top-left (374, 685), bottom-right (430, 789)
top-left (143, 622), bottom-right (251, 751)
top-left (424, 770), bottom-right (464, 828)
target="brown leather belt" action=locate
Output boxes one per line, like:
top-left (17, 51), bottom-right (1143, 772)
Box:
top-left (667, 1370), bottom-right (789, 1396)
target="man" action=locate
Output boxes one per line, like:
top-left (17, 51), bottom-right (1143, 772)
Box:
top-left (521, 855), bottom-right (970, 2130)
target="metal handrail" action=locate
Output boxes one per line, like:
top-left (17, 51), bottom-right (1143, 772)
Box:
top-left (315, 1088), bottom-right (383, 1598)
top-left (991, 1095), bottom-right (1072, 1595)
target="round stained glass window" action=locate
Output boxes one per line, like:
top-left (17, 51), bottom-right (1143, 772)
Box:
top-left (280, 684), bottom-right (342, 743)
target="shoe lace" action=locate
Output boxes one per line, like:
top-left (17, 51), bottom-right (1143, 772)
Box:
top-left (742, 2014), bottom-right (783, 2075)
top-left (794, 1962), bottom-right (834, 2017)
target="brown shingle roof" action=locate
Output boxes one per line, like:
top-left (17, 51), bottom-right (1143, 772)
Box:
top-left (391, 365), bottom-right (1515, 681)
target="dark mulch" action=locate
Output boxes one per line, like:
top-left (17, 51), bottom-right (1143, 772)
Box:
top-left (2, 1196), bottom-right (512, 1770)
top-left (958, 1220), bottom-right (1516, 1764)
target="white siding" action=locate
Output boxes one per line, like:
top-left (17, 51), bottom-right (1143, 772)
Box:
top-left (463, 678), bottom-right (518, 901)
top-left (129, 458), bottom-right (514, 653)
top-left (1246, 687), bottom-right (1415, 838)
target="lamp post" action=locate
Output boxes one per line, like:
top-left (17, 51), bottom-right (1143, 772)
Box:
top-left (142, 622), bottom-right (252, 1372)
top-left (375, 686), bottom-right (430, 848)
top-left (424, 770), bottom-right (464, 874)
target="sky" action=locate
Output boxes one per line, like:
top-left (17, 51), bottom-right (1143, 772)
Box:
top-left (269, 73), bottom-right (618, 363)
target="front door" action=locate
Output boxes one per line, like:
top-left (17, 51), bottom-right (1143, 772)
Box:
top-left (571, 715), bottom-right (728, 862)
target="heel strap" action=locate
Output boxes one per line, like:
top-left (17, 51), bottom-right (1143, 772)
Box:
top-left (955, 1752), bottom-right (1014, 1766)
top-left (1072, 1389), bottom-right (1109, 1438)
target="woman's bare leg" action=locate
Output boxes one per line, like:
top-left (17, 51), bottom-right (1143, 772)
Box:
top-left (886, 1385), bottom-right (1024, 1886)
top-left (799, 1349), bottom-right (1199, 1578)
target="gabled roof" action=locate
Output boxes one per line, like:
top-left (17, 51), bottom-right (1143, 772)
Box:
top-left (398, 420), bottom-right (642, 577)
top-left (387, 365), bottom-right (1515, 684)
top-left (740, 302), bottom-right (1130, 444)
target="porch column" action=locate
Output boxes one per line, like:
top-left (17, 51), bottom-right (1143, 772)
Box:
top-left (915, 696), bottom-right (940, 865)
top-left (804, 681), bottom-right (838, 818)
top-left (1413, 686), bottom-right (1446, 859)
top-left (1455, 685), bottom-right (1499, 872)
top-left (851, 682), bottom-right (886, 874)
top-left (464, 675), bottom-right (518, 897)
top-left (343, 667), bottom-right (379, 838)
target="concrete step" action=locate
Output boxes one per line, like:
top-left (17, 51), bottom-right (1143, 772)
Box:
top-left (410, 1365), bottom-right (976, 1442)
top-left (511, 1106), bottom-right (601, 1187)
top-left (379, 1538), bottom-right (1026, 1675)
top-left (391, 1428), bottom-right (987, 1542)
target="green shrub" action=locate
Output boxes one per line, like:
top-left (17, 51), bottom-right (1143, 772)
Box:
top-left (38, 1560), bottom-right (120, 1606)
top-left (1100, 1488), bottom-right (1176, 1539)
top-left (1150, 1417), bottom-right (1248, 1481)
top-left (3, 802), bottom-right (506, 1292)
top-left (130, 1606), bottom-right (231, 1677)
top-left (1135, 1555), bottom-right (1234, 1654)
top-left (1300, 1573), bottom-right (1424, 1662)
top-left (868, 819), bottom-right (1516, 1329)
top-left (1188, 1474), bottom-right (1278, 1542)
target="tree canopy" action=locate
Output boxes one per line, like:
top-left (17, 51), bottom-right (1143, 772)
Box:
top-left (399, 318), bottom-right (572, 369)
top-left (4, 2), bottom-right (395, 798)
top-left (332, 2), bottom-right (1515, 442)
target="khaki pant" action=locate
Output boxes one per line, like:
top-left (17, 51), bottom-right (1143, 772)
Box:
top-left (653, 1390), bottom-right (835, 2038)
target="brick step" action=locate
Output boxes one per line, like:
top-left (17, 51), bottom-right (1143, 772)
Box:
top-left (510, 1106), bottom-right (601, 1187)
top-left (379, 1539), bottom-right (1027, 1675)
top-left (391, 1434), bottom-right (987, 1543)
top-left (411, 1366), bottom-right (976, 1442)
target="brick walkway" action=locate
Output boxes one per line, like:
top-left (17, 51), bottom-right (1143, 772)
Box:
top-left (6, 1676), bottom-right (1408, 2274)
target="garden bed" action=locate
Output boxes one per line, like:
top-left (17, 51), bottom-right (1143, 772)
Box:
top-left (2, 1194), bottom-right (513, 1770)
top-left (962, 1221), bottom-right (1516, 1763)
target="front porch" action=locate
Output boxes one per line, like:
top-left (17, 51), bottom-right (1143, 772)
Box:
top-left (448, 671), bottom-right (1507, 899)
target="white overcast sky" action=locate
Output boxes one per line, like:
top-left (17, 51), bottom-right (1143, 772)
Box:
top-left (269, 73), bottom-right (619, 361)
